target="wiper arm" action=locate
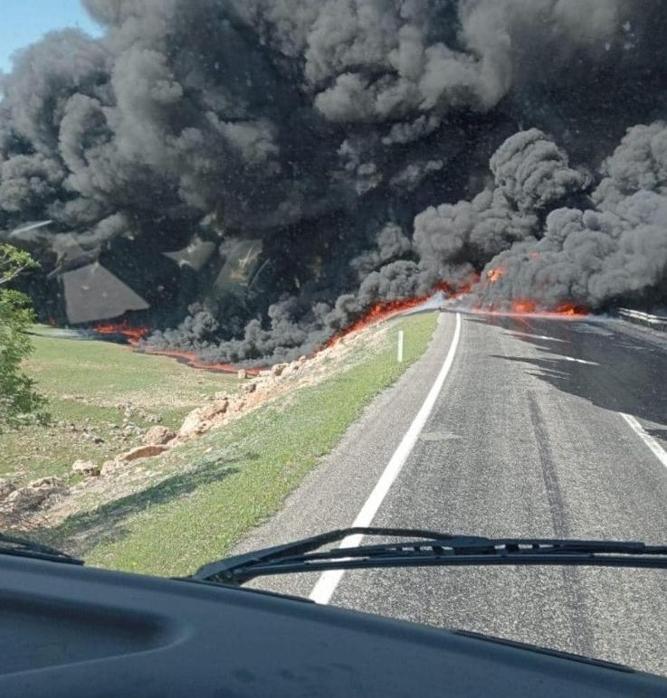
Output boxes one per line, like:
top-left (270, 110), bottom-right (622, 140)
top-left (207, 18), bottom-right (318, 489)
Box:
top-left (0, 532), bottom-right (82, 566)
top-left (191, 527), bottom-right (667, 586)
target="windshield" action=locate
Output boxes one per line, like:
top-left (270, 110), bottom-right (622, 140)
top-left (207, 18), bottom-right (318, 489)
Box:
top-left (0, 0), bottom-right (665, 679)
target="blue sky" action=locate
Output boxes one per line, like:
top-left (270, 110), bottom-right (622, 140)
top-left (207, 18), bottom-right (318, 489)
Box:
top-left (0, 0), bottom-right (102, 73)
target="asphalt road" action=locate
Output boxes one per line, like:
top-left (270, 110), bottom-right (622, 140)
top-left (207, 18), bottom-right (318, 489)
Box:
top-left (234, 311), bottom-right (667, 676)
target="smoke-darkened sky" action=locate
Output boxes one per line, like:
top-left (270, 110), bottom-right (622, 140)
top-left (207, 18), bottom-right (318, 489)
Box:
top-left (1, 1), bottom-right (666, 364)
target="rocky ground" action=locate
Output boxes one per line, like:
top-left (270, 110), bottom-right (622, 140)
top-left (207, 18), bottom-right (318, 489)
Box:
top-left (0, 323), bottom-right (388, 532)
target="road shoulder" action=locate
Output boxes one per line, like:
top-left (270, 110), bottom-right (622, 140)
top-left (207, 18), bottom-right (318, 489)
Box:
top-left (232, 311), bottom-right (460, 598)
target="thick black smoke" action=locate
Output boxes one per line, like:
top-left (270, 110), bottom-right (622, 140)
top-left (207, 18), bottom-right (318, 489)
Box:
top-left (1, 1), bottom-right (666, 363)
top-left (474, 124), bottom-right (667, 310)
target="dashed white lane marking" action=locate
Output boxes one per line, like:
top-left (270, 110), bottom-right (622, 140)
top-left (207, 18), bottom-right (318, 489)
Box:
top-left (511, 331), bottom-right (567, 343)
top-left (309, 312), bottom-right (463, 605)
top-left (620, 413), bottom-right (667, 469)
top-left (561, 356), bottom-right (599, 366)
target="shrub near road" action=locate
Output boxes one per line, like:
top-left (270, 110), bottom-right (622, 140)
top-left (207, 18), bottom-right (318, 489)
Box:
top-left (0, 244), bottom-right (46, 429)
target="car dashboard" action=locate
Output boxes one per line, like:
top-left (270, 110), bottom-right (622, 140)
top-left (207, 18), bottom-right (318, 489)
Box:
top-left (0, 554), bottom-right (665, 697)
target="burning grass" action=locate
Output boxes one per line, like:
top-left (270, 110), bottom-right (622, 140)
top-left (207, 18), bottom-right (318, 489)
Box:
top-left (91, 320), bottom-right (149, 345)
top-left (138, 348), bottom-right (260, 375)
top-left (461, 299), bottom-right (589, 318)
top-left (88, 320), bottom-right (259, 374)
top-left (326, 279), bottom-right (475, 348)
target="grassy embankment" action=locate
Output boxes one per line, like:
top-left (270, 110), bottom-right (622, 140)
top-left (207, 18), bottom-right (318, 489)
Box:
top-left (0, 329), bottom-right (239, 483)
top-left (22, 313), bottom-right (438, 577)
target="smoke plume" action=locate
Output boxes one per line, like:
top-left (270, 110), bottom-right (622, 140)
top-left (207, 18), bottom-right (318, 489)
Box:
top-left (1, 1), bottom-right (666, 363)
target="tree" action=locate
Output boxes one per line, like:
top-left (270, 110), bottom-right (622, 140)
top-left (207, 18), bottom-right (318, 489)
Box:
top-left (0, 243), bottom-right (48, 428)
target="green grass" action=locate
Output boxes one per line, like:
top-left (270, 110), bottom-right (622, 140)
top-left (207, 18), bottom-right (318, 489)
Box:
top-left (39, 312), bottom-right (438, 576)
top-left (0, 329), bottom-right (239, 483)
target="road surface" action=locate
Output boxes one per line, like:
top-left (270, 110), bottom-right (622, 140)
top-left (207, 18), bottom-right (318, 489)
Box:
top-left (234, 311), bottom-right (667, 676)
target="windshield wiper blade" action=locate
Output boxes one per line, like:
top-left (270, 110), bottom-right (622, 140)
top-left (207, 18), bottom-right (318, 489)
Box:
top-left (191, 527), bottom-right (667, 586)
top-left (0, 532), bottom-right (82, 566)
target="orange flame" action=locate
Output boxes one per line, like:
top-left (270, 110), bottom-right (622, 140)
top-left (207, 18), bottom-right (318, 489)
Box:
top-left (451, 272), bottom-right (480, 297)
top-left (511, 298), bottom-right (537, 314)
top-left (141, 348), bottom-right (261, 375)
top-left (479, 298), bottom-right (589, 317)
top-left (325, 278), bottom-right (475, 347)
top-left (89, 319), bottom-right (261, 373)
top-left (486, 266), bottom-right (505, 283)
top-left (87, 276), bottom-right (587, 377)
top-left (326, 296), bottom-right (427, 347)
top-left (552, 302), bottom-right (588, 316)
top-left (92, 321), bottom-right (150, 346)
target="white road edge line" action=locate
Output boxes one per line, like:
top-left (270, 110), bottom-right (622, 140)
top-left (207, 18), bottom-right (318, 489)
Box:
top-left (619, 413), bottom-right (667, 469)
top-left (309, 312), bottom-right (462, 605)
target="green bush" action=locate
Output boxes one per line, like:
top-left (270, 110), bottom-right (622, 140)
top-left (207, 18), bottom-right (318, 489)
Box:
top-left (0, 244), bottom-right (48, 428)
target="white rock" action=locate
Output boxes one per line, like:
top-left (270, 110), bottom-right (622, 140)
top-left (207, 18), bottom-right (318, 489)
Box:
top-left (118, 444), bottom-right (169, 461)
top-left (0, 477), bottom-right (66, 518)
top-left (143, 425), bottom-right (176, 446)
top-left (72, 460), bottom-right (101, 477)
top-left (178, 399), bottom-right (229, 438)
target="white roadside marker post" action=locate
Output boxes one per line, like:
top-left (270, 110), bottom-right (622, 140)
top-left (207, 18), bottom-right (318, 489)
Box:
top-left (397, 330), bottom-right (404, 363)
